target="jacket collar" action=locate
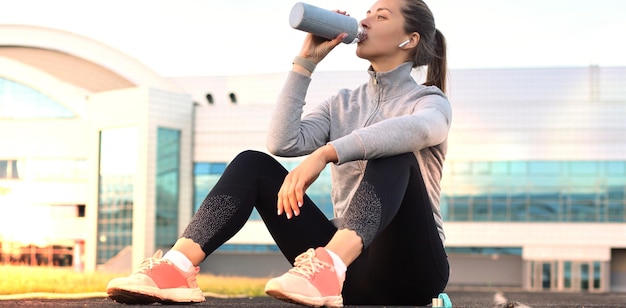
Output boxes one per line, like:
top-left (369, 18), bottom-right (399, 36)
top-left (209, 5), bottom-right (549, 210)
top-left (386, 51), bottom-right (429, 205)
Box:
top-left (366, 61), bottom-right (418, 100)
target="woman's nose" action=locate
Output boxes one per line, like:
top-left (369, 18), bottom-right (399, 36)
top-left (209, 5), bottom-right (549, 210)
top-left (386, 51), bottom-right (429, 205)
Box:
top-left (360, 19), bottom-right (369, 30)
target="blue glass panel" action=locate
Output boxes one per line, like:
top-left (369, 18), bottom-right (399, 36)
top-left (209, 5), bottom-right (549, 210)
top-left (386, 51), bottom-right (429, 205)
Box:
top-left (606, 162), bottom-right (625, 175)
top-left (568, 194), bottom-right (598, 222)
top-left (216, 244), bottom-right (280, 253)
top-left (210, 163), bottom-right (227, 174)
top-left (571, 162), bottom-right (598, 175)
top-left (529, 193), bottom-right (561, 221)
top-left (194, 163), bottom-right (210, 175)
top-left (155, 128), bottom-right (181, 248)
top-left (491, 195), bottom-right (509, 221)
top-left (510, 193), bottom-right (528, 221)
top-left (593, 261), bottom-right (601, 289)
top-left (492, 162), bottom-right (509, 175)
top-left (445, 247), bottom-right (522, 255)
top-left (510, 162), bottom-right (527, 175)
top-left (193, 162), bottom-right (228, 212)
top-left (471, 196), bottom-right (490, 221)
top-left (440, 195), bottom-right (451, 219)
top-left (564, 261), bottom-right (572, 288)
top-left (530, 162), bottom-right (560, 175)
top-left (581, 263), bottom-right (590, 290)
top-left (607, 200), bottom-right (625, 222)
top-left (451, 196), bottom-right (470, 221)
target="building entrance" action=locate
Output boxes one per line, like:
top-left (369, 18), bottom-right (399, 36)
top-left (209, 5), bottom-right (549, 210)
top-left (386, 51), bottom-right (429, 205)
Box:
top-left (528, 260), bottom-right (606, 292)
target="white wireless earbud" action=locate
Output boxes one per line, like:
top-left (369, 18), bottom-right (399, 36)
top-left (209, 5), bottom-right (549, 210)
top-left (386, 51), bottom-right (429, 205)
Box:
top-left (398, 39), bottom-right (410, 48)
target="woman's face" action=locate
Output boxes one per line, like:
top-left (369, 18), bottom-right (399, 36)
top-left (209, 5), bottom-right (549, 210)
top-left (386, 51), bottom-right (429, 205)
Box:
top-left (356, 0), bottom-right (410, 68)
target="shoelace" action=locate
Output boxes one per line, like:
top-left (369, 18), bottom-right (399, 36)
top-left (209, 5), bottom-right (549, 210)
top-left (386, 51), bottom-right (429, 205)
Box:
top-left (289, 248), bottom-right (331, 279)
top-left (134, 258), bottom-right (163, 274)
top-left (134, 250), bottom-right (167, 274)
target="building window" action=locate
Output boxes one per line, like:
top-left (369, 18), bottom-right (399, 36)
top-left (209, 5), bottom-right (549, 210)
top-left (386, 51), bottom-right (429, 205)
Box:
top-left (442, 161), bottom-right (626, 223)
top-left (96, 126), bottom-right (137, 264)
top-left (445, 247), bottom-right (522, 256)
top-left (155, 128), bottom-right (181, 249)
top-left (228, 92), bottom-right (237, 104)
top-left (77, 204), bottom-right (86, 217)
top-left (193, 162), bottom-right (227, 213)
top-left (0, 77), bottom-right (74, 118)
top-left (0, 160), bottom-right (19, 179)
top-left (206, 93), bottom-right (214, 104)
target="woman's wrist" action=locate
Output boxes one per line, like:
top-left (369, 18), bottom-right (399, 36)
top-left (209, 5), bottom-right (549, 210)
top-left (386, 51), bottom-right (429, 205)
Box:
top-left (292, 56), bottom-right (316, 77)
top-left (318, 144), bottom-right (338, 164)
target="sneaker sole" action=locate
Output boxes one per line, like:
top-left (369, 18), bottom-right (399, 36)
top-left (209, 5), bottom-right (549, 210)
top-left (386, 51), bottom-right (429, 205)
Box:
top-left (107, 287), bottom-right (205, 304)
top-left (265, 287), bottom-right (343, 307)
top-left (108, 288), bottom-right (160, 305)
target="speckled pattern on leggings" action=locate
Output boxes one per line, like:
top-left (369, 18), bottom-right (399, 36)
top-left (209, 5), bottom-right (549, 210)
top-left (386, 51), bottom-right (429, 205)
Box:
top-left (181, 194), bottom-right (240, 249)
top-left (339, 181), bottom-right (382, 248)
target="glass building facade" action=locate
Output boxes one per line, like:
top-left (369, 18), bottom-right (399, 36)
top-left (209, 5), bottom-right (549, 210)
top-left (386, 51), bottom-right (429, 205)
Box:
top-left (155, 127), bottom-right (181, 248)
top-left (96, 127), bottom-right (137, 264)
top-left (441, 160), bottom-right (626, 223)
top-left (193, 160), bottom-right (626, 224)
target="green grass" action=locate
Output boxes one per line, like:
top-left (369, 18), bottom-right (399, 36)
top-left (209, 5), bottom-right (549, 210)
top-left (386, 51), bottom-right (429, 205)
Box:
top-left (0, 266), bottom-right (268, 297)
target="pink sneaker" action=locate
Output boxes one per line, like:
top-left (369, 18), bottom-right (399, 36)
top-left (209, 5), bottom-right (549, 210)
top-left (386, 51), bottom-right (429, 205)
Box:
top-left (265, 247), bottom-right (344, 307)
top-left (106, 250), bottom-right (205, 304)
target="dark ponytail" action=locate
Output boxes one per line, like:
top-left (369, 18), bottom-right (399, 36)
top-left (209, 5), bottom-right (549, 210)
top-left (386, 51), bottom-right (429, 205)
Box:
top-left (401, 0), bottom-right (448, 93)
top-left (424, 29), bottom-right (447, 93)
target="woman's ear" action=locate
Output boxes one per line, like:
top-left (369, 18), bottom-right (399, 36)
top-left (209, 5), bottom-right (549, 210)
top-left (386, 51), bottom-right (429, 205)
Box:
top-left (407, 32), bottom-right (420, 49)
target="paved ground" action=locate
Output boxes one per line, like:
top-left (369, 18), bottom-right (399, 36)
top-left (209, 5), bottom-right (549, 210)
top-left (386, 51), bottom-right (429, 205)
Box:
top-left (1, 290), bottom-right (625, 307)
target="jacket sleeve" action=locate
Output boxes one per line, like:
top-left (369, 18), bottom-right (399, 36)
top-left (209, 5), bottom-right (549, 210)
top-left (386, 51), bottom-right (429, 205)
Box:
top-left (330, 89), bottom-right (452, 164)
top-left (266, 71), bottom-right (332, 157)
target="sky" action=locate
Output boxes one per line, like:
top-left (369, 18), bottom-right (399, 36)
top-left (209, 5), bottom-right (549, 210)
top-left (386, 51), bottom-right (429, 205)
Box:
top-left (1, 0), bottom-right (625, 77)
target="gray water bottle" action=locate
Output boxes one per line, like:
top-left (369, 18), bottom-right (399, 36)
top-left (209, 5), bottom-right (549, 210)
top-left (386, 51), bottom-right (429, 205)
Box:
top-left (289, 2), bottom-right (366, 44)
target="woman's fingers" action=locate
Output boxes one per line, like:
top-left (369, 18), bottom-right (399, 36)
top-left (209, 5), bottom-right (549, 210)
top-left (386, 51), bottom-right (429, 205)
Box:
top-left (286, 177), bottom-right (300, 217)
top-left (277, 174), bottom-right (302, 219)
top-left (277, 150), bottom-right (328, 219)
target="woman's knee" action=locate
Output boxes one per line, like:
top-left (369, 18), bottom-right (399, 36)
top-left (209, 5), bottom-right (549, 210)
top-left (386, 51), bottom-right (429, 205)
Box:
top-left (365, 153), bottom-right (417, 172)
top-left (228, 150), bottom-right (278, 170)
top-left (232, 150), bottom-right (272, 163)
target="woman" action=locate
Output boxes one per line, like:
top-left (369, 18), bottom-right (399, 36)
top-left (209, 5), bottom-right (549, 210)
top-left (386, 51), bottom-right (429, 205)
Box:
top-left (106, 0), bottom-right (451, 306)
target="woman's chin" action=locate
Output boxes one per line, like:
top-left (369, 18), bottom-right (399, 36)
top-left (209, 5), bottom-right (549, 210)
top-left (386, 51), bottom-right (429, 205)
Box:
top-left (355, 48), bottom-right (368, 61)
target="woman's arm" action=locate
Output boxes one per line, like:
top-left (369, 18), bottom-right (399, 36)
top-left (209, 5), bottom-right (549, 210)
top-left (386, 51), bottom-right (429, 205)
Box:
top-left (266, 72), bottom-right (334, 157)
top-left (330, 92), bottom-right (452, 164)
top-left (267, 31), bottom-right (347, 157)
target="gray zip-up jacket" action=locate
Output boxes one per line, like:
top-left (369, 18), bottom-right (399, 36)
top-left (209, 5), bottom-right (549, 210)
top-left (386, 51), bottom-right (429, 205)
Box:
top-left (267, 62), bottom-right (452, 242)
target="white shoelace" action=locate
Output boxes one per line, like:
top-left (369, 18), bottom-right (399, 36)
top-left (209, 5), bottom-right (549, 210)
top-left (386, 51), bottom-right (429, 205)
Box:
top-left (134, 250), bottom-right (166, 274)
top-left (289, 248), bottom-right (332, 279)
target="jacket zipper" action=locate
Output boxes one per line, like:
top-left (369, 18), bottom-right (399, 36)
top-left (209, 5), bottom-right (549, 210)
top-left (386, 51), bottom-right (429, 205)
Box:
top-left (358, 72), bottom-right (383, 171)
top-left (364, 72), bottom-right (382, 127)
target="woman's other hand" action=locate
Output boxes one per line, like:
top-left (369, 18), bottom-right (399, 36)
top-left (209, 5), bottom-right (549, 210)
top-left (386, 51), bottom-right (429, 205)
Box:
top-left (277, 144), bottom-right (338, 219)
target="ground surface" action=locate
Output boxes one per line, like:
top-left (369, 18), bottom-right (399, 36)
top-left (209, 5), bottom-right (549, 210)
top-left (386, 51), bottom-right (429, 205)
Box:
top-left (1, 289), bottom-right (625, 307)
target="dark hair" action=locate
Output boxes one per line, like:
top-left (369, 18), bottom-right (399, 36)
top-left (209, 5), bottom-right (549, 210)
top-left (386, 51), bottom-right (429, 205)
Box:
top-left (400, 0), bottom-right (447, 93)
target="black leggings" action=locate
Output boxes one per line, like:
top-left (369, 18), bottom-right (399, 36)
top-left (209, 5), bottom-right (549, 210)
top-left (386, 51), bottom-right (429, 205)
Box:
top-left (182, 150), bottom-right (449, 306)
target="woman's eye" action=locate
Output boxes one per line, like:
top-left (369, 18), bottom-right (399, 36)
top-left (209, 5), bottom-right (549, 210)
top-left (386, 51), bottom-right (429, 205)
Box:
top-left (377, 15), bottom-right (386, 20)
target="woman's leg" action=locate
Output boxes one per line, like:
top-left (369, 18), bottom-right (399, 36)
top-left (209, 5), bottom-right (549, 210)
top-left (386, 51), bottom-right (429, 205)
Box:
top-left (178, 150), bottom-right (336, 264)
top-left (338, 153), bottom-right (449, 306)
top-left (108, 150), bottom-right (337, 305)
